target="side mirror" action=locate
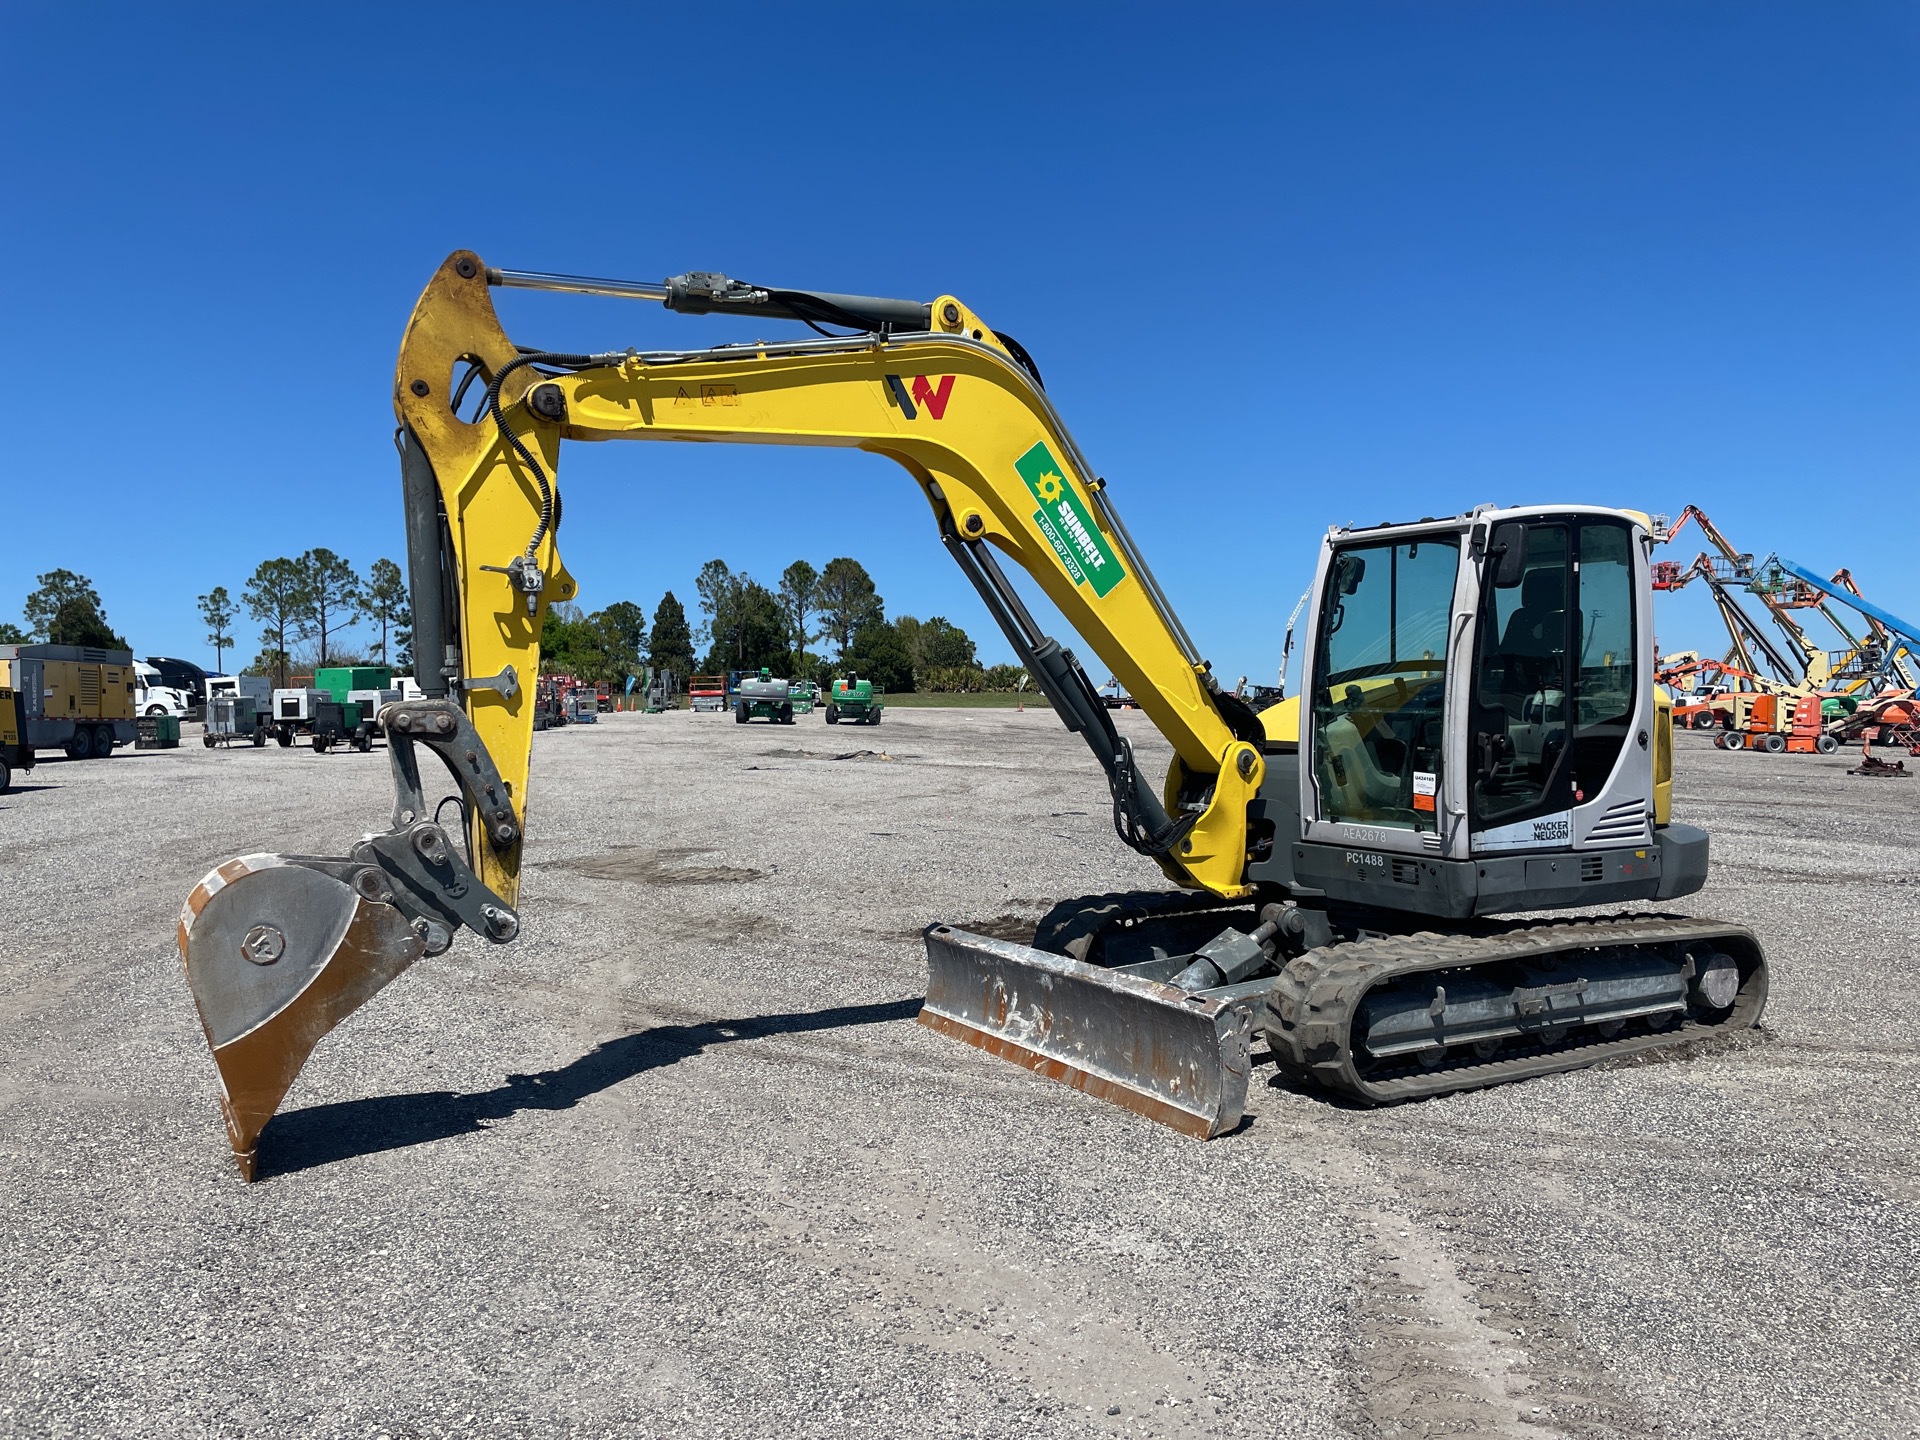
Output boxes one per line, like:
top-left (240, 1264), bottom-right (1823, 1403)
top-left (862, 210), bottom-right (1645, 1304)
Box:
top-left (1333, 553), bottom-right (1365, 596)
top-left (1489, 521), bottom-right (1529, 588)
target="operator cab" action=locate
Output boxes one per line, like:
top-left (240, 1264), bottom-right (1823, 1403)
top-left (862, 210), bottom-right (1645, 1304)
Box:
top-left (1254, 505), bottom-right (1700, 919)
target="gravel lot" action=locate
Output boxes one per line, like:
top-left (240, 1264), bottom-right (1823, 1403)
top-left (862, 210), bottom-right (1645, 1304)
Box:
top-left (1, 710), bottom-right (1915, 1440)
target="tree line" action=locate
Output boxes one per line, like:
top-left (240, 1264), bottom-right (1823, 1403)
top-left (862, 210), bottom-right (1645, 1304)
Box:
top-left (538, 556), bottom-right (1027, 696)
top-left (686, 554), bottom-right (1023, 693)
top-left (228, 550), bottom-right (412, 686)
top-left (540, 598), bottom-right (665, 693)
top-left (2, 552), bottom-right (1028, 698)
top-left (0, 557), bottom-right (410, 689)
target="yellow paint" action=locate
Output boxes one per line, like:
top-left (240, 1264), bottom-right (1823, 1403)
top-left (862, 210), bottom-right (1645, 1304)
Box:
top-left (1652, 686), bottom-right (1674, 826)
top-left (1260, 695), bottom-right (1300, 745)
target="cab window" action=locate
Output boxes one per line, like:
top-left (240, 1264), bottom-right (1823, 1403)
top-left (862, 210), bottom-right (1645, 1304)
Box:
top-left (1310, 536), bottom-right (1458, 833)
top-left (1569, 523), bottom-right (1635, 784)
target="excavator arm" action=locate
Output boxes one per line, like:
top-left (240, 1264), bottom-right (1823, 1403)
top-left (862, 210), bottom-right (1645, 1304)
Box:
top-left (394, 251), bottom-right (1266, 903)
top-left (178, 252), bottom-right (1269, 1176)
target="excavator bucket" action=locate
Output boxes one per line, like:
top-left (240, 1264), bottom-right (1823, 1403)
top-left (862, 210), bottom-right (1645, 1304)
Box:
top-left (178, 854), bottom-right (426, 1180)
top-left (919, 926), bottom-right (1259, 1139)
top-left (175, 700), bottom-right (520, 1180)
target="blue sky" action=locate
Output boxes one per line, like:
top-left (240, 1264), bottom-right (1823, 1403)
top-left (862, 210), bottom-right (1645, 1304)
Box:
top-left (4, 3), bottom-right (1915, 682)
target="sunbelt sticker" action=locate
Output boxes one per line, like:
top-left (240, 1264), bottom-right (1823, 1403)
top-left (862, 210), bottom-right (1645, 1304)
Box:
top-left (1413, 771), bottom-right (1437, 814)
top-left (1015, 442), bottom-right (1126, 598)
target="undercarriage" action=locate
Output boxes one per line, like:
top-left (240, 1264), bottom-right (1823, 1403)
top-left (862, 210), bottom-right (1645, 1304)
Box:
top-left (921, 891), bottom-right (1767, 1132)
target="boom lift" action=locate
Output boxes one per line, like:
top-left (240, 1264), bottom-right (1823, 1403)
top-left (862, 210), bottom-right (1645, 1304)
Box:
top-left (1660, 554), bottom-right (1805, 686)
top-left (1751, 557), bottom-right (1920, 696)
top-left (177, 254), bottom-right (1768, 1178)
top-left (1825, 570), bottom-right (1916, 690)
top-left (1654, 506), bottom-right (1898, 692)
top-left (1654, 507), bottom-right (1843, 686)
top-left (1658, 558), bottom-right (1848, 749)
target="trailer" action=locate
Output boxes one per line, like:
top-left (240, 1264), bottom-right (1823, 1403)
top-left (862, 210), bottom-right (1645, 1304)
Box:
top-left (0, 644), bottom-right (137, 759)
top-left (268, 688), bottom-right (327, 746)
top-left (309, 698), bottom-right (375, 752)
top-left (204, 694), bottom-right (269, 748)
top-left (202, 676), bottom-right (273, 748)
top-left (347, 688), bottom-right (400, 734)
top-left (0, 684), bottom-right (35, 792)
top-left (314, 666), bottom-right (397, 744)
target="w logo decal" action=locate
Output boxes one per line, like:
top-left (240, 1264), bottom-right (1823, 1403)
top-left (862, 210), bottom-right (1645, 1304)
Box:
top-left (885, 373), bottom-right (955, 420)
top-left (910, 374), bottom-right (955, 419)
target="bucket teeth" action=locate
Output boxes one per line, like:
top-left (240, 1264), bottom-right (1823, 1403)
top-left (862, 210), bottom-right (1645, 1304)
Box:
top-left (178, 855), bottom-right (426, 1179)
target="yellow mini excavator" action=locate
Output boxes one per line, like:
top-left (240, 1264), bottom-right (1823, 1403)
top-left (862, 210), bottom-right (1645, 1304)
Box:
top-left (178, 254), bottom-right (1767, 1178)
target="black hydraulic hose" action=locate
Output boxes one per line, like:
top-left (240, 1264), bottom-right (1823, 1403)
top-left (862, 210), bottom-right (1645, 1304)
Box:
top-left (1107, 735), bottom-right (1201, 860)
top-left (449, 361), bottom-right (488, 421)
top-left (485, 351), bottom-right (600, 558)
top-left (991, 331), bottom-right (1044, 390)
top-left (395, 426), bottom-right (452, 697)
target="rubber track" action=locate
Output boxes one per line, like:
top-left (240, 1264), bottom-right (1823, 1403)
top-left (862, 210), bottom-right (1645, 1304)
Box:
top-left (1264, 912), bottom-right (1768, 1104)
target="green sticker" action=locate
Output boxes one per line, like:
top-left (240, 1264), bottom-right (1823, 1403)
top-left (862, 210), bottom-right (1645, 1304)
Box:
top-left (1015, 442), bottom-right (1126, 599)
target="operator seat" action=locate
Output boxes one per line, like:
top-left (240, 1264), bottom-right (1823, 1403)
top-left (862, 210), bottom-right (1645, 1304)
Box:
top-left (1487, 565), bottom-right (1569, 777)
top-left (1499, 567), bottom-right (1567, 679)
top-left (1318, 685), bottom-right (1405, 821)
top-left (1483, 567), bottom-right (1565, 709)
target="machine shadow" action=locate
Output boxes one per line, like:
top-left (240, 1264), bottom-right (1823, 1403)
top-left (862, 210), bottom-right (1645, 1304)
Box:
top-left (260, 997), bottom-right (924, 1179)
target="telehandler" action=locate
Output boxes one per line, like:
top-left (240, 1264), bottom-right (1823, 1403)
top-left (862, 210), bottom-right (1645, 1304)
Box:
top-left (178, 254), bottom-right (1767, 1178)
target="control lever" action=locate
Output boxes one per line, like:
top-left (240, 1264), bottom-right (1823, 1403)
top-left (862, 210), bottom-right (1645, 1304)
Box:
top-left (1476, 729), bottom-right (1514, 778)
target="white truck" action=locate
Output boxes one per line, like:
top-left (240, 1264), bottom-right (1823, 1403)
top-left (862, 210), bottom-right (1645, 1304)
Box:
top-left (133, 662), bottom-right (193, 719)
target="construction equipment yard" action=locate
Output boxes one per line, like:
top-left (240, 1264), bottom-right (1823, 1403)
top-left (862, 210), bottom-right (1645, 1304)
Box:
top-left (0, 709), bottom-right (1913, 1440)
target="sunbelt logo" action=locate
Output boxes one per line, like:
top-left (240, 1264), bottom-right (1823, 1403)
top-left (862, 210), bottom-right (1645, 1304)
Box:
top-left (1015, 442), bottom-right (1127, 599)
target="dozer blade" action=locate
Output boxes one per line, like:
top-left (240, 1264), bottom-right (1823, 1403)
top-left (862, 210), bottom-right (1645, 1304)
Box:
top-left (177, 854), bottom-right (425, 1180)
top-left (919, 926), bottom-right (1258, 1139)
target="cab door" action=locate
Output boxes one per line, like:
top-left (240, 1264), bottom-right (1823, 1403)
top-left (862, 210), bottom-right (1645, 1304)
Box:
top-left (1466, 515), bottom-right (1651, 853)
top-left (1299, 530), bottom-right (1464, 857)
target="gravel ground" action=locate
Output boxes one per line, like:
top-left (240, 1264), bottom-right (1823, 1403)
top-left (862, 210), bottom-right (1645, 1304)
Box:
top-left (0, 711), bottom-right (1914, 1440)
